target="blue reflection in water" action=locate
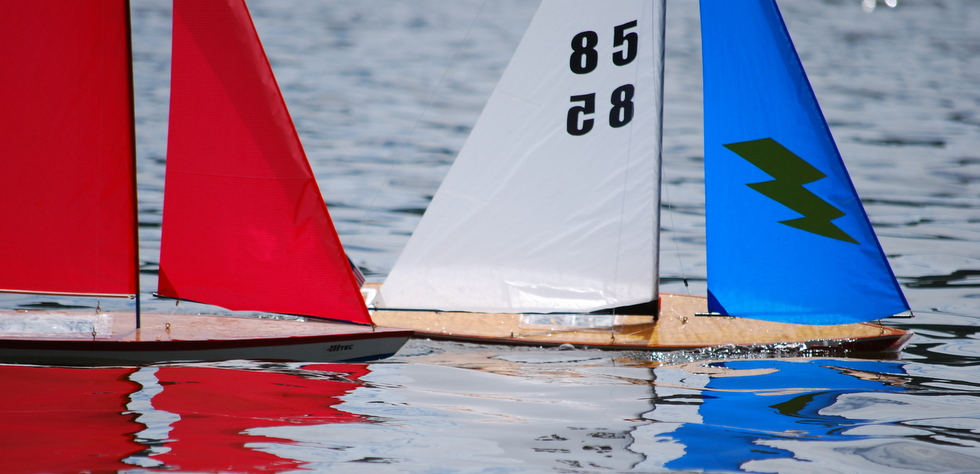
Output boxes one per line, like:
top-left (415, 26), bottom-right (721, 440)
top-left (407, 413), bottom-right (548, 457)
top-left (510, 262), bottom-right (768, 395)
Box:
top-left (657, 359), bottom-right (907, 471)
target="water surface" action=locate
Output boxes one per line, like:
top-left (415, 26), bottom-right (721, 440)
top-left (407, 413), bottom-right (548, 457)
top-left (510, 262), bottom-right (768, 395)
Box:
top-left (3, 0), bottom-right (980, 472)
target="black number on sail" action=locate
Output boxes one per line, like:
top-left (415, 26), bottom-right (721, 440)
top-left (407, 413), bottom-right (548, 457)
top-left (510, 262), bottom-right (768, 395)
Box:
top-left (569, 31), bottom-right (599, 74)
top-left (612, 20), bottom-right (638, 66)
top-left (609, 84), bottom-right (634, 128)
top-left (567, 20), bottom-right (639, 135)
top-left (567, 93), bottom-right (596, 135)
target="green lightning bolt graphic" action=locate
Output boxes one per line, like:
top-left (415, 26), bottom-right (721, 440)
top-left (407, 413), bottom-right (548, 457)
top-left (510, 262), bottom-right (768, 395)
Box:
top-left (723, 138), bottom-right (859, 244)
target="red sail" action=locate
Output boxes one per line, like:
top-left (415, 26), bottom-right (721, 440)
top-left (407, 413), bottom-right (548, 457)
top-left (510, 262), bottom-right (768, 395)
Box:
top-left (0, 1), bottom-right (138, 296)
top-left (158, 0), bottom-right (372, 324)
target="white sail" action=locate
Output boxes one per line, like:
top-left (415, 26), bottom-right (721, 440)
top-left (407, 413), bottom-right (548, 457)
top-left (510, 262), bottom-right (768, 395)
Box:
top-left (381, 0), bottom-right (665, 313)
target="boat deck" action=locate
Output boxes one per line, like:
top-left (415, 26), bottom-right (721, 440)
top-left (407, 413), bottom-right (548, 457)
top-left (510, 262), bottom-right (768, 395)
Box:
top-left (0, 310), bottom-right (400, 341)
top-left (0, 310), bottom-right (413, 365)
top-left (369, 289), bottom-right (910, 352)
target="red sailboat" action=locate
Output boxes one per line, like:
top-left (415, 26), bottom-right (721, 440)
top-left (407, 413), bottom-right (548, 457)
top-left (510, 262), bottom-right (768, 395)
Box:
top-left (0, 0), bottom-right (410, 365)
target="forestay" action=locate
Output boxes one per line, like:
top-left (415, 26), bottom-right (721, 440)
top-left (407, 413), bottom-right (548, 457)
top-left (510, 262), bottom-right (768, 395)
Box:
top-left (701, 0), bottom-right (910, 324)
top-left (381, 0), bottom-right (665, 313)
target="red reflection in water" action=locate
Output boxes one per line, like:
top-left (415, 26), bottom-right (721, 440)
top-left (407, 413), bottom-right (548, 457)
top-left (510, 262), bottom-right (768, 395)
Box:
top-left (150, 364), bottom-right (370, 472)
top-left (0, 366), bottom-right (143, 473)
top-left (0, 363), bottom-right (370, 473)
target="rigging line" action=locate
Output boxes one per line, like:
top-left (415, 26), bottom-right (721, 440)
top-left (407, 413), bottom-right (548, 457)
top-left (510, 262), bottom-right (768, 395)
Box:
top-left (660, 163), bottom-right (691, 296)
top-left (611, 0), bottom-right (665, 317)
top-left (347, 0), bottom-right (491, 255)
top-left (651, 3), bottom-right (683, 297)
top-left (610, 2), bottom-right (663, 318)
top-left (653, 0), bottom-right (669, 302)
top-left (609, 24), bottom-right (644, 317)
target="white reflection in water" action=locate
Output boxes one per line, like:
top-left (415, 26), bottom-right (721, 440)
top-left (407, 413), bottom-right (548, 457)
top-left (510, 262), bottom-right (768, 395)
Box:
top-left (123, 367), bottom-right (177, 468)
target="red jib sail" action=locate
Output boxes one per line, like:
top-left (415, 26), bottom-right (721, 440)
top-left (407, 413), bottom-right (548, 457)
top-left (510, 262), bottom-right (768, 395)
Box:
top-left (158, 0), bottom-right (372, 324)
top-left (0, 1), bottom-right (138, 297)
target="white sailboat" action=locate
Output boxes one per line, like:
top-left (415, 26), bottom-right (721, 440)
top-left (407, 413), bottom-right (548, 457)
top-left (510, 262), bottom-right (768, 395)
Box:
top-left (0, 0), bottom-right (411, 365)
top-left (369, 0), bottom-right (911, 352)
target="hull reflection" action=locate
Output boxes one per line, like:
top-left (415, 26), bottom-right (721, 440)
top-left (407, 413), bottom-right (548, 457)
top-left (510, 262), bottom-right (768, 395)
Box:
top-left (0, 366), bottom-right (143, 473)
top-left (637, 359), bottom-right (912, 471)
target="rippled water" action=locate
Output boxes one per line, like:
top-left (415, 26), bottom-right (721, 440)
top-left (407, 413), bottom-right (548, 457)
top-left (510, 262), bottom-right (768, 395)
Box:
top-left (4, 0), bottom-right (980, 472)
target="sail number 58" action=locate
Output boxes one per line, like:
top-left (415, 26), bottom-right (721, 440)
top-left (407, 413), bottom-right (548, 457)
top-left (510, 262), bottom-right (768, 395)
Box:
top-left (567, 20), bottom-right (638, 136)
top-left (567, 85), bottom-right (635, 136)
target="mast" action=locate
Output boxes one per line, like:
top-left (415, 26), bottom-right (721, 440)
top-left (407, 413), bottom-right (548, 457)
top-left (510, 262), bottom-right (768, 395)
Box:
top-left (124, 0), bottom-right (141, 327)
top-left (652, 0), bottom-right (666, 311)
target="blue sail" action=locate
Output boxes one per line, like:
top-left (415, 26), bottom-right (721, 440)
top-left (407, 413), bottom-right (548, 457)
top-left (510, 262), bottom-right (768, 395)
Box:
top-left (700, 0), bottom-right (909, 324)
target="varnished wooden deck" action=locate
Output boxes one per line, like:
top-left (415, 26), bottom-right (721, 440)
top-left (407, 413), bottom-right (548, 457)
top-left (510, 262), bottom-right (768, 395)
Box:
top-left (0, 310), bottom-right (412, 364)
top-left (368, 285), bottom-right (910, 352)
top-left (0, 310), bottom-right (402, 341)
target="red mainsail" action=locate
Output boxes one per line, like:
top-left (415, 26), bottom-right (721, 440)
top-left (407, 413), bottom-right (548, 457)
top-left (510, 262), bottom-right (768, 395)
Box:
top-left (0, 1), bottom-right (138, 296)
top-left (158, 0), bottom-right (372, 324)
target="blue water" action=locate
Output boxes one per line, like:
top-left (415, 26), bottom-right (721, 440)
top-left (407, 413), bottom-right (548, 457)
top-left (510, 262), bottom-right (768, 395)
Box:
top-left (3, 0), bottom-right (980, 472)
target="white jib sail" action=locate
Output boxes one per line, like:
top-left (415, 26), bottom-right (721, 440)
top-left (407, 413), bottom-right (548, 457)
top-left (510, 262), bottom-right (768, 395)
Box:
top-left (381, 0), bottom-right (665, 313)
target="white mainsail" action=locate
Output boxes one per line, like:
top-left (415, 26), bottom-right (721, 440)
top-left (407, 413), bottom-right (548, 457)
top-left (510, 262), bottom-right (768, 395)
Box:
top-left (381, 0), bottom-right (665, 313)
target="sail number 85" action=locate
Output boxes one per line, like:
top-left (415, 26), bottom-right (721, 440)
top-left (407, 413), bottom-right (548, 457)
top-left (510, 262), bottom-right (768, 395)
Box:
top-left (566, 20), bottom-right (637, 136)
top-left (570, 20), bottom-right (637, 74)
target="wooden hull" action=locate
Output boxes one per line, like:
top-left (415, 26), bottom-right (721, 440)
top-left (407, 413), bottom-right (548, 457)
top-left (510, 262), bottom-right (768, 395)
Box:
top-left (370, 289), bottom-right (911, 353)
top-left (0, 311), bottom-right (411, 365)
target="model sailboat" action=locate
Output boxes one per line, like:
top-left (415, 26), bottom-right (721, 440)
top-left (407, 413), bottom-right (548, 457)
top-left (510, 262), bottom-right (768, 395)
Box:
top-left (0, 0), bottom-right (410, 365)
top-left (369, 0), bottom-right (911, 351)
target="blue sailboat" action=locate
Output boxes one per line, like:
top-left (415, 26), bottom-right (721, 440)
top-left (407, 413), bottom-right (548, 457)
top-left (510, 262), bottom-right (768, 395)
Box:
top-left (703, 0), bottom-right (910, 325)
top-left (369, 0), bottom-right (912, 352)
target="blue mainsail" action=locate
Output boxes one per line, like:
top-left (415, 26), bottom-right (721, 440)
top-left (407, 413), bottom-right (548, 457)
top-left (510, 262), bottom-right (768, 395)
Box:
top-left (701, 0), bottom-right (909, 324)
